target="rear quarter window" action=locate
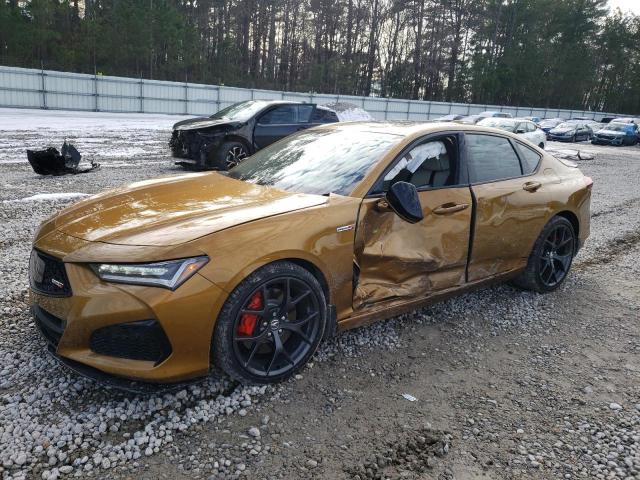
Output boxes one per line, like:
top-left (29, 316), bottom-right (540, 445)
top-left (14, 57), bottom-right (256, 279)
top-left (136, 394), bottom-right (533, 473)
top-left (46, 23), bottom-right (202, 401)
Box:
top-left (516, 143), bottom-right (542, 174)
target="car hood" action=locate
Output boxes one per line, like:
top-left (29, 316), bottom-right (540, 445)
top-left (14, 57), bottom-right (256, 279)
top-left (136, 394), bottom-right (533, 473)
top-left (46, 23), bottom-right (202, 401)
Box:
top-left (173, 118), bottom-right (241, 131)
top-left (597, 129), bottom-right (625, 136)
top-left (52, 173), bottom-right (327, 247)
top-left (550, 128), bottom-right (574, 133)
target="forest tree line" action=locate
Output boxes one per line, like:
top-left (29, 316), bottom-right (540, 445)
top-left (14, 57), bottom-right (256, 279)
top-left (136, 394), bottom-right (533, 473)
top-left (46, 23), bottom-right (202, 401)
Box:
top-left (1, 0), bottom-right (639, 114)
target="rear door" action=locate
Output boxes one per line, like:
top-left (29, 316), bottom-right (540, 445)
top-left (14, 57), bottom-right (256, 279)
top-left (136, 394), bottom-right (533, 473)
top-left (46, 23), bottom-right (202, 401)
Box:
top-left (353, 133), bottom-right (472, 310)
top-left (253, 104), bottom-right (315, 149)
top-left (465, 133), bottom-right (550, 282)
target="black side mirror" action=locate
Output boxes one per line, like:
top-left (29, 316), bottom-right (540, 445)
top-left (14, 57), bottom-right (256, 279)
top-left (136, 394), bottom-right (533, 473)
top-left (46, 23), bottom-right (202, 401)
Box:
top-left (516, 129), bottom-right (525, 134)
top-left (385, 181), bottom-right (423, 223)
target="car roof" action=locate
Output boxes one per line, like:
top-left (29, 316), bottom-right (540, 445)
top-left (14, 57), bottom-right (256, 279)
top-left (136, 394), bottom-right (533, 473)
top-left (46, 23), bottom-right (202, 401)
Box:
top-left (313, 120), bottom-right (532, 140)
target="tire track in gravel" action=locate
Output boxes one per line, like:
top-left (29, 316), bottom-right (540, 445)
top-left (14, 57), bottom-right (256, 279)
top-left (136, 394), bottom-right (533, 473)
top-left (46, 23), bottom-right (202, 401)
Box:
top-left (575, 227), bottom-right (640, 269)
top-left (591, 197), bottom-right (640, 218)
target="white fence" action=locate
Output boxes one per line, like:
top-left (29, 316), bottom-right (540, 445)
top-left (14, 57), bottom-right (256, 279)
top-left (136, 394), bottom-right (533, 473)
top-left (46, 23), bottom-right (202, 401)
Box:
top-left (0, 65), bottom-right (620, 120)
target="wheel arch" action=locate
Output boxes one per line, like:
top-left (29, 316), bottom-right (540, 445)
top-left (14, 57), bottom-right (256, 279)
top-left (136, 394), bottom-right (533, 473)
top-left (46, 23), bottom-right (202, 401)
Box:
top-left (216, 251), bottom-right (334, 306)
top-left (556, 210), bottom-right (579, 239)
top-left (223, 134), bottom-right (253, 154)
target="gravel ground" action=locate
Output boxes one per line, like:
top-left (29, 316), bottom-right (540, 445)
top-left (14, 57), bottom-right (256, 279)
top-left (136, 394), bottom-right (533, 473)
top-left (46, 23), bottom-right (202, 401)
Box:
top-left (0, 109), bottom-right (639, 480)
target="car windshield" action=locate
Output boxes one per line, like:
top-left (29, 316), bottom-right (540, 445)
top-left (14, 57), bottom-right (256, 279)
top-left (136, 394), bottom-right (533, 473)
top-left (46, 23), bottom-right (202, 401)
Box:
top-left (477, 118), bottom-right (517, 132)
top-left (226, 128), bottom-right (402, 195)
top-left (604, 123), bottom-right (627, 132)
top-left (555, 122), bottom-right (576, 129)
top-left (210, 101), bottom-right (270, 121)
top-left (540, 119), bottom-right (561, 127)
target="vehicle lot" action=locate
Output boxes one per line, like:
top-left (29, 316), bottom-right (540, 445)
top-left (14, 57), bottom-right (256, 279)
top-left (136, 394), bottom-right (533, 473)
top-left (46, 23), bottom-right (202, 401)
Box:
top-left (1, 109), bottom-right (639, 480)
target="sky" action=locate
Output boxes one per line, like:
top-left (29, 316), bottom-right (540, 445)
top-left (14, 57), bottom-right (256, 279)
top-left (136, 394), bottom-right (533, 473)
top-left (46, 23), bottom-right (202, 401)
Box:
top-left (609, 0), bottom-right (640, 15)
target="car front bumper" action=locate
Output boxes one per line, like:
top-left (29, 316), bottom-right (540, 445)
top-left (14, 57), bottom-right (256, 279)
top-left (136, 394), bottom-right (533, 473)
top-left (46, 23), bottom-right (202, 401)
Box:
top-left (30, 238), bottom-right (228, 384)
top-left (591, 136), bottom-right (625, 145)
top-left (548, 133), bottom-right (576, 141)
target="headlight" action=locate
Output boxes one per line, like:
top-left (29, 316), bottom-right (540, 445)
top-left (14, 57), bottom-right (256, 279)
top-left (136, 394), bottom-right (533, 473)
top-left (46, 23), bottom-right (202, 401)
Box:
top-left (91, 256), bottom-right (209, 290)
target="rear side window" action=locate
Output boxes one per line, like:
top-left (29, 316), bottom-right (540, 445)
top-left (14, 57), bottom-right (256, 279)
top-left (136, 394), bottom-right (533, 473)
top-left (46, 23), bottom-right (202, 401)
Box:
top-left (297, 105), bottom-right (314, 123)
top-left (466, 134), bottom-right (522, 183)
top-left (516, 143), bottom-right (542, 174)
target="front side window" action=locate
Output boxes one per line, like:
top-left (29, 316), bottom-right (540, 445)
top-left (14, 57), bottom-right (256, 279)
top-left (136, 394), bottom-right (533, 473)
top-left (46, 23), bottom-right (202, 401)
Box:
top-left (226, 128), bottom-right (401, 196)
top-left (382, 137), bottom-right (457, 191)
top-left (258, 105), bottom-right (297, 125)
top-left (466, 134), bottom-right (522, 183)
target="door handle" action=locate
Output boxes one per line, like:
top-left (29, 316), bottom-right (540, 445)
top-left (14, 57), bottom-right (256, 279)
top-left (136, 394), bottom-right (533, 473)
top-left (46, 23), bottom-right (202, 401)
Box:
top-left (522, 181), bottom-right (542, 192)
top-left (432, 203), bottom-right (469, 215)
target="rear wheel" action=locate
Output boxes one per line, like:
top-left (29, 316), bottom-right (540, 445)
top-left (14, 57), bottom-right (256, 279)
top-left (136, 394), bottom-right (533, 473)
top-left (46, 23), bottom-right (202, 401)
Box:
top-left (212, 261), bottom-right (326, 384)
top-left (512, 216), bottom-right (576, 293)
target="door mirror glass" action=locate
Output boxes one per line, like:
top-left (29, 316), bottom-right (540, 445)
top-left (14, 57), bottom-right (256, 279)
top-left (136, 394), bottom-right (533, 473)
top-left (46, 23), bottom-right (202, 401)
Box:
top-left (516, 128), bottom-right (525, 134)
top-left (385, 181), bottom-right (423, 223)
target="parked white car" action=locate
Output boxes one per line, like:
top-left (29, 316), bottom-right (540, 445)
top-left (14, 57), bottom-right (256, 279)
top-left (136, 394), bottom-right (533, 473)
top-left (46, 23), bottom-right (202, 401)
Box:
top-left (476, 118), bottom-right (546, 149)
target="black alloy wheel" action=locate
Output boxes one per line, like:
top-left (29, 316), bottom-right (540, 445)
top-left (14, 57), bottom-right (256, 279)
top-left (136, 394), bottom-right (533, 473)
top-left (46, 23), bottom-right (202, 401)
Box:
top-left (212, 262), bottom-right (326, 384)
top-left (225, 145), bottom-right (248, 169)
top-left (512, 216), bottom-right (576, 293)
top-left (537, 223), bottom-right (574, 288)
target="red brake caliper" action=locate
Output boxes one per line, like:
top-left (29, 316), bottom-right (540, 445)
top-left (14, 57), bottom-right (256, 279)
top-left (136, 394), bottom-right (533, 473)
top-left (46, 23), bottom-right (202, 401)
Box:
top-left (237, 290), bottom-right (263, 336)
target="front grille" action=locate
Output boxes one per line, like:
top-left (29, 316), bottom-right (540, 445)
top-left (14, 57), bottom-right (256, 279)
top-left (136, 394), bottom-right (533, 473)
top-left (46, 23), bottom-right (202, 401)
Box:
top-left (29, 249), bottom-right (72, 297)
top-left (90, 320), bottom-right (172, 365)
top-left (33, 305), bottom-right (65, 348)
top-left (170, 131), bottom-right (190, 158)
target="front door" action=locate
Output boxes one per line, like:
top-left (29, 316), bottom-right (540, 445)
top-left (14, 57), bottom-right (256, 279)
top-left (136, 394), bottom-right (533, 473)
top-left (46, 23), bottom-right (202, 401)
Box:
top-left (353, 134), bottom-right (472, 310)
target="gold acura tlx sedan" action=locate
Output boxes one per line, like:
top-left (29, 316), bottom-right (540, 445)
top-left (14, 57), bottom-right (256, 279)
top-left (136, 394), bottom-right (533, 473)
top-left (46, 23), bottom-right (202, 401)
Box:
top-left (30, 122), bottom-right (592, 385)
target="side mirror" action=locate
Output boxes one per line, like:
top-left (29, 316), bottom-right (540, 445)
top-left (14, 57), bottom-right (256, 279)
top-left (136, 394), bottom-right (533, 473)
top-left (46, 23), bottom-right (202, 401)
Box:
top-left (516, 129), bottom-right (525, 134)
top-left (385, 181), bottom-right (423, 223)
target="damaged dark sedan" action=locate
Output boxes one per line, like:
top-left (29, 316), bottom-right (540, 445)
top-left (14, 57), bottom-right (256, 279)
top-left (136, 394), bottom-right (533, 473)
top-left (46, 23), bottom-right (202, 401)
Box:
top-left (169, 100), bottom-right (345, 170)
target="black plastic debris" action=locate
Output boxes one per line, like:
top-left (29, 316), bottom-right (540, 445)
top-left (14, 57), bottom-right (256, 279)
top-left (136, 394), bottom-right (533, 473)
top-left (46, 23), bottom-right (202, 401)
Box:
top-left (27, 142), bottom-right (100, 175)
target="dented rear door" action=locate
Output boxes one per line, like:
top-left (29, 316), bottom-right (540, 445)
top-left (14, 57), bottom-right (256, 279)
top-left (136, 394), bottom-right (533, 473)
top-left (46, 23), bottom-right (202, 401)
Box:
top-left (353, 187), bottom-right (472, 310)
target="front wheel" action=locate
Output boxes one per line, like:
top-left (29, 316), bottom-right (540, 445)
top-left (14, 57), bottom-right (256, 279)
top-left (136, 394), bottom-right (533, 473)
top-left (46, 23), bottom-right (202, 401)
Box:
top-left (212, 261), bottom-right (327, 384)
top-left (211, 141), bottom-right (249, 170)
top-left (512, 216), bottom-right (576, 293)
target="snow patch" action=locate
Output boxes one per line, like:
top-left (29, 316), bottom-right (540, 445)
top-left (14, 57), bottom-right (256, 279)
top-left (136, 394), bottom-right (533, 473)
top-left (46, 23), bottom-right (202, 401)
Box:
top-left (0, 107), bottom-right (191, 132)
top-left (6, 192), bottom-right (89, 203)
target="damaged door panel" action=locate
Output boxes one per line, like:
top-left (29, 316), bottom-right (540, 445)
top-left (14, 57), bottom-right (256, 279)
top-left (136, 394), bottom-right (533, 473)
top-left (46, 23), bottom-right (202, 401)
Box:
top-left (353, 187), bottom-right (472, 310)
top-left (465, 134), bottom-right (552, 281)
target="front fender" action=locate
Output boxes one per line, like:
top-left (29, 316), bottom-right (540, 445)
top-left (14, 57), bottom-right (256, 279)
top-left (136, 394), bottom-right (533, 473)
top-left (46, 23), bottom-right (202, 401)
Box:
top-left (191, 195), bottom-right (361, 320)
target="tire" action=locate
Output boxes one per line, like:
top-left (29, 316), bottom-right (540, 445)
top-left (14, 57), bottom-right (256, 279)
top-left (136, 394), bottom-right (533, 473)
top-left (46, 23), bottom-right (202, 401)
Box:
top-left (210, 141), bottom-right (249, 170)
top-left (212, 261), bottom-right (327, 384)
top-left (512, 216), bottom-right (576, 293)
